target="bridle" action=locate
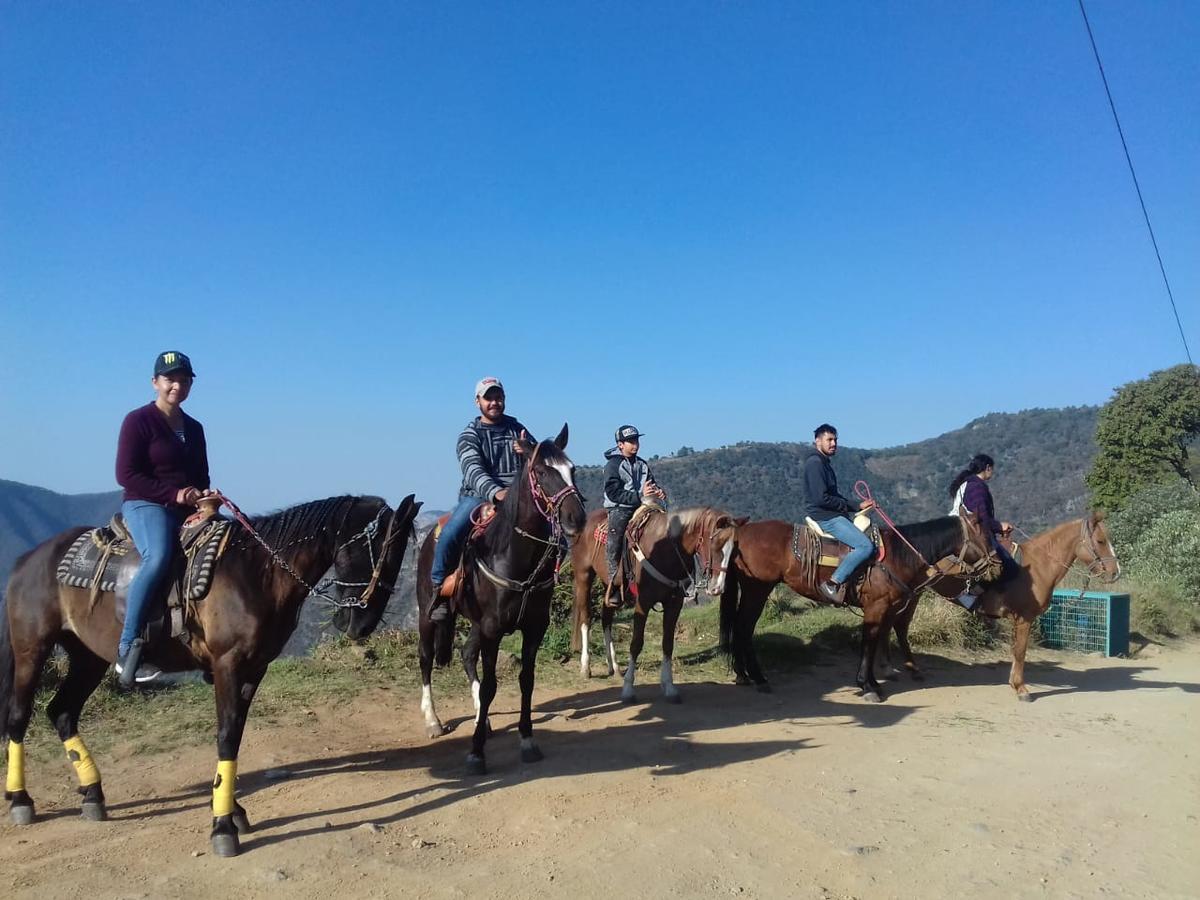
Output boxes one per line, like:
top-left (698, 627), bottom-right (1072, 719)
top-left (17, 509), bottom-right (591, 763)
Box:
top-left (218, 491), bottom-right (405, 610)
top-left (1079, 517), bottom-right (1120, 583)
top-left (697, 515), bottom-right (739, 594)
top-left (475, 450), bottom-right (583, 621)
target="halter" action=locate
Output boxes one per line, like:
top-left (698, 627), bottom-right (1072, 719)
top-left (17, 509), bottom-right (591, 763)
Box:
top-left (474, 449), bottom-right (582, 623)
top-left (217, 491), bottom-right (402, 609)
top-left (696, 514), bottom-right (739, 592)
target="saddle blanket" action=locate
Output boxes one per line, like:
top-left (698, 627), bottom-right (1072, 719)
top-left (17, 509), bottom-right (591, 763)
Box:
top-left (56, 515), bottom-right (232, 605)
top-left (793, 523), bottom-right (886, 570)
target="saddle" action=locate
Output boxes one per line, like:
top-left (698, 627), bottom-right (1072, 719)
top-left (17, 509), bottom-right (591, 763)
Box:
top-left (56, 509), bottom-right (233, 641)
top-left (432, 503), bottom-right (496, 599)
top-left (794, 514), bottom-right (886, 572)
top-left (591, 503), bottom-right (660, 549)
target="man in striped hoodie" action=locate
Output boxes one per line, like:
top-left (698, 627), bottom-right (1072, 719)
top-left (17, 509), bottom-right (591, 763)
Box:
top-left (429, 377), bottom-right (533, 614)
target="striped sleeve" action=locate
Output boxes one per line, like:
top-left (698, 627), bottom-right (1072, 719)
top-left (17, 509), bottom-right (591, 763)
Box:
top-left (457, 424), bottom-right (504, 501)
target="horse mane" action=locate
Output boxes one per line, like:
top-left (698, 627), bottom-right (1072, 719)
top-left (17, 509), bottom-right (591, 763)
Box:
top-left (228, 495), bottom-right (376, 551)
top-left (479, 439), bottom-right (571, 559)
top-left (889, 516), bottom-right (964, 568)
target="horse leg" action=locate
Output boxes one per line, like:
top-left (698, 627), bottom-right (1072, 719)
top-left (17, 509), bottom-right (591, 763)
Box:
top-left (45, 635), bottom-right (110, 821)
top-left (1010, 617), bottom-right (1033, 702)
top-left (621, 606), bottom-right (647, 704)
top-left (466, 635), bottom-right (500, 775)
top-left (4, 634), bottom-right (53, 826)
top-left (856, 612), bottom-right (886, 703)
top-left (875, 608), bottom-right (902, 681)
top-left (461, 624), bottom-right (490, 735)
top-left (660, 598), bottom-right (683, 704)
top-left (417, 609), bottom-right (447, 738)
top-left (738, 583), bottom-right (772, 691)
top-left (893, 600), bottom-right (924, 681)
top-left (518, 620), bottom-right (548, 763)
top-left (602, 603), bottom-right (618, 677)
top-left (574, 566), bottom-right (594, 678)
top-left (208, 656), bottom-right (260, 858)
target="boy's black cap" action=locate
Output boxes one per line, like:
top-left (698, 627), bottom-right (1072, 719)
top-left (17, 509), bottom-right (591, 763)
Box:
top-left (154, 351), bottom-right (195, 378)
top-left (615, 425), bottom-right (644, 443)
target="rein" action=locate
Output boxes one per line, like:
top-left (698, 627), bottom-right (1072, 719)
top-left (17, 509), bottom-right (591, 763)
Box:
top-left (1013, 518), bottom-right (1119, 597)
top-left (472, 454), bottom-right (581, 625)
top-left (216, 491), bottom-right (395, 609)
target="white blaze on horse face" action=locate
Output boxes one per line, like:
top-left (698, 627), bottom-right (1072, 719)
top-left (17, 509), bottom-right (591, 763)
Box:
top-left (550, 461), bottom-right (575, 490)
top-left (710, 537), bottom-right (735, 595)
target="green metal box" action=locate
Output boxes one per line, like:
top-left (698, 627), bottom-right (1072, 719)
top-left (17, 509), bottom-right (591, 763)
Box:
top-left (1041, 591), bottom-right (1130, 657)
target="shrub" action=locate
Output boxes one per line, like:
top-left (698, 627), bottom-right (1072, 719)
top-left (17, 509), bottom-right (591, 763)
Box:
top-left (1108, 480), bottom-right (1200, 556)
top-left (1126, 509), bottom-right (1200, 601)
top-left (905, 593), bottom-right (996, 650)
top-left (1127, 577), bottom-right (1199, 638)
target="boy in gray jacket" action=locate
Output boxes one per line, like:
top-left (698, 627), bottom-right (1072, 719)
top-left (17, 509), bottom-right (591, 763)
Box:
top-left (603, 425), bottom-right (666, 607)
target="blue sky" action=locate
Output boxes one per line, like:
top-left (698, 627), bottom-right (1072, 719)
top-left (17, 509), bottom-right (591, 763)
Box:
top-left (2, 2), bottom-right (1197, 511)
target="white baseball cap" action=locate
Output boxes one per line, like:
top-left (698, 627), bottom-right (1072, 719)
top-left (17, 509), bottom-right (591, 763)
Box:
top-left (475, 376), bottom-right (504, 398)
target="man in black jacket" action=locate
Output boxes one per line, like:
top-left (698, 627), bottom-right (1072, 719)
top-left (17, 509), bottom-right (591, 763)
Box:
top-left (602, 425), bottom-right (665, 607)
top-left (803, 423), bottom-right (875, 605)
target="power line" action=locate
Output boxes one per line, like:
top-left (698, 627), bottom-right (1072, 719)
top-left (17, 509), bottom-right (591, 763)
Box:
top-left (1076, 0), bottom-right (1192, 365)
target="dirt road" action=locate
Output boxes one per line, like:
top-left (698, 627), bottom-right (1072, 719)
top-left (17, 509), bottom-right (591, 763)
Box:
top-left (3, 642), bottom-right (1197, 899)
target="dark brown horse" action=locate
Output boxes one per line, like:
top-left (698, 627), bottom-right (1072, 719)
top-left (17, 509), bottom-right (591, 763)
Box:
top-left (1, 493), bottom-right (420, 857)
top-left (415, 426), bottom-right (586, 774)
top-left (887, 511), bottom-right (1120, 701)
top-left (569, 506), bottom-right (745, 702)
top-left (719, 513), bottom-right (996, 701)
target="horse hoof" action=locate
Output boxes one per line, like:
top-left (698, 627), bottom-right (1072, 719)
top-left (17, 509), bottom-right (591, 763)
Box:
top-left (81, 801), bottom-right (107, 822)
top-left (465, 754), bottom-right (487, 776)
top-left (425, 724), bottom-right (446, 740)
top-left (582, 668), bottom-right (592, 679)
top-left (664, 692), bottom-right (682, 705)
top-left (520, 745), bottom-right (544, 764)
top-left (755, 682), bottom-right (773, 694)
top-left (606, 668), bottom-right (616, 679)
top-left (211, 832), bottom-right (241, 858)
top-left (621, 692), bottom-right (637, 705)
top-left (10, 805), bottom-right (34, 826)
top-left (232, 812), bottom-right (253, 835)
top-left (734, 674), bottom-right (752, 686)
top-left (1016, 692), bottom-right (1032, 703)
top-left (861, 690), bottom-right (883, 704)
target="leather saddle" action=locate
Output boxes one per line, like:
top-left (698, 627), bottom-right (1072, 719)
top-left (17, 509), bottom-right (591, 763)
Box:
top-left (56, 509), bottom-right (233, 640)
top-left (796, 514), bottom-right (886, 570)
top-left (432, 502), bottom-right (496, 599)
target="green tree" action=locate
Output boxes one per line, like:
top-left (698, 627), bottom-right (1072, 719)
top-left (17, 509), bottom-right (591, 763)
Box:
top-left (1086, 364), bottom-right (1200, 511)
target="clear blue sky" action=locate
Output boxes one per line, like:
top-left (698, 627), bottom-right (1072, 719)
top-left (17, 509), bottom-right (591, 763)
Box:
top-left (2, 2), bottom-right (1197, 511)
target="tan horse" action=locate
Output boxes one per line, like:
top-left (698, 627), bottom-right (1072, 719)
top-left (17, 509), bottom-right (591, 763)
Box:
top-left (892, 510), bottom-right (1121, 701)
top-left (569, 506), bottom-right (744, 702)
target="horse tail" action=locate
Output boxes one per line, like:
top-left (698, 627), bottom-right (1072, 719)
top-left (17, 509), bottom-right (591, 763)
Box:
top-left (0, 590), bottom-right (14, 743)
top-left (718, 572), bottom-right (740, 659)
top-left (434, 612), bottom-right (456, 667)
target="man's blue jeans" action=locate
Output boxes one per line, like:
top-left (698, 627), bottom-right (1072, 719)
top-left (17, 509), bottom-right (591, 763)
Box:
top-left (120, 500), bottom-right (181, 656)
top-left (818, 515), bottom-right (875, 584)
top-left (431, 496), bottom-right (485, 587)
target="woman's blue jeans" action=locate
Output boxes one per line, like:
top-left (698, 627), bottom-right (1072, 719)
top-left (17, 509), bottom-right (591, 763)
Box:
top-left (818, 515), bottom-right (876, 584)
top-left (119, 500), bottom-right (181, 656)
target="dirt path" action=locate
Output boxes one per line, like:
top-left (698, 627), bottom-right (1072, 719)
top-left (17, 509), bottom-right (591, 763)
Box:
top-left (3, 642), bottom-right (1198, 899)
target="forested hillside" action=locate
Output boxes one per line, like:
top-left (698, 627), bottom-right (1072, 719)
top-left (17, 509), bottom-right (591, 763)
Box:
top-left (576, 407), bottom-right (1098, 528)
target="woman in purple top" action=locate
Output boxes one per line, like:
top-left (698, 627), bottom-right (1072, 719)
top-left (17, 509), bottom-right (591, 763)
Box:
top-left (948, 453), bottom-right (1015, 608)
top-left (113, 350), bottom-right (215, 686)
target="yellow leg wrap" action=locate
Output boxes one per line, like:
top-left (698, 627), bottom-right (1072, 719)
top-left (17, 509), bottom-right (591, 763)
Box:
top-left (63, 736), bottom-right (101, 787)
top-left (212, 759), bottom-right (238, 817)
top-left (6, 740), bottom-right (26, 794)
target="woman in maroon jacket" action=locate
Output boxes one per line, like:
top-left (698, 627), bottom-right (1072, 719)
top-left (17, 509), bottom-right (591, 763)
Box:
top-left (948, 454), bottom-right (1014, 608)
top-left (113, 350), bottom-right (214, 686)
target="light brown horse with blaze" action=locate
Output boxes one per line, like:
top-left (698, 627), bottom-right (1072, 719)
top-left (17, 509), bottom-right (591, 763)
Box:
top-left (570, 506), bottom-right (745, 702)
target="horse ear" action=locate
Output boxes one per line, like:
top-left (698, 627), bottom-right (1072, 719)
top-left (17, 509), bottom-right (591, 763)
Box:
top-left (735, 516), bottom-right (750, 527)
top-left (1090, 508), bottom-right (1106, 524)
top-left (554, 423), bottom-right (569, 450)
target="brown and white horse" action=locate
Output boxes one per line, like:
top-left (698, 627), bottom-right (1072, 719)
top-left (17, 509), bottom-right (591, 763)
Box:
top-left (891, 510), bottom-right (1120, 701)
top-left (569, 506), bottom-right (745, 702)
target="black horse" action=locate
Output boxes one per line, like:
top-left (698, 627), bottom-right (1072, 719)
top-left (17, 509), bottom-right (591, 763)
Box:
top-left (415, 426), bottom-right (585, 774)
top-left (1, 493), bottom-right (420, 857)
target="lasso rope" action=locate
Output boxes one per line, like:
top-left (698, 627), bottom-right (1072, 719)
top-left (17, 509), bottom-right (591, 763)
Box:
top-left (854, 481), bottom-right (930, 567)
